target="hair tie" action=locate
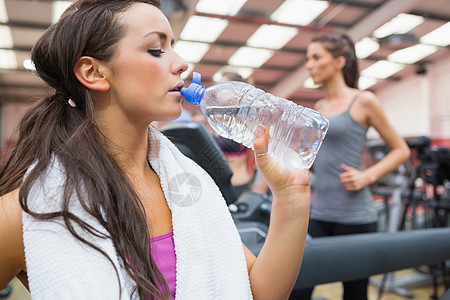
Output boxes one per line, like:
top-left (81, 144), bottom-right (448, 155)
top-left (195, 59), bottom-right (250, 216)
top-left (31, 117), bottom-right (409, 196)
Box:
top-left (68, 99), bottom-right (77, 107)
top-left (55, 88), bottom-right (76, 107)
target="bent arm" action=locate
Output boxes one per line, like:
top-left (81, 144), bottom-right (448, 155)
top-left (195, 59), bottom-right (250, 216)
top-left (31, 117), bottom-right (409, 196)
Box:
top-left (362, 92), bottom-right (410, 184)
top-left (244, 126), bottom-right (310, 299)
top-left (0, 189), bottom-right (26, 289)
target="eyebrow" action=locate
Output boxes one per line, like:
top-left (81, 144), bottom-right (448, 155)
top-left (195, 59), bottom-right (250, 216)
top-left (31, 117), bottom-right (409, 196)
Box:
top-left (143, 31), bottom-right (175, 46)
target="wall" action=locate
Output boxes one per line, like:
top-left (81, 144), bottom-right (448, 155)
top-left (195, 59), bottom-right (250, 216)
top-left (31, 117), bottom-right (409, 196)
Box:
top-left (1, 54), bottom-right (450, 149)
top-left (429, 54), bottom-right (450, 146)
top-left (0, 102), bottom-right (31, 148)
top-left (369, 53), bottom-right (450, 147)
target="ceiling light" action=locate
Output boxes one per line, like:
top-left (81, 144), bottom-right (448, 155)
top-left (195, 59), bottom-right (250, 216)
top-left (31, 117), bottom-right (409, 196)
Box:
top-left (23, 59), bottom-right (36, 72)
top-left (303, 77), bottom-right (321, 89)
top-left (388, 44), bottom-right (438, 64)
top-left (247, 24), bottom-right (298, 50)
top-left (358, 76), bottom-right (378, 90)
top-left (355, 37), bottom-right (380, 59)
top-left (271, 0), bottom-right (329, 26)
top-left (228, 47), bottom-right (273, 68)
top-left (174, 41), bottom-right (210, 63)
top-left (180, 16), bottom-right (228, 43)
top-left (0, 0), bottom-right (8, 23)
top-left (420, 22), bottom-right (450, 47)
top-left (52, 1), bottom-right (72, 24)
top-left (373, 13), bottom-right (424, 39)
top-left (195, 0), bottom-right (247, 16)
top-left (0, 49), bottom-right (17, 69)
top-left (0, 25), bottom-right (13, 48)
top-left (212, 66), bottom-right (254, 82)
top-left (361, 60), bottom-right (404, 79)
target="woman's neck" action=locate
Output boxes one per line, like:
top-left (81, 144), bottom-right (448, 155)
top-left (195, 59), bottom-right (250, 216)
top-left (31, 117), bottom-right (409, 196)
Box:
top-left (93, 93), bottom-right (153, 178)
top-left (323, 73), bottom-right (352, 100)
top-left (97, 117), bottom-right (150, 176)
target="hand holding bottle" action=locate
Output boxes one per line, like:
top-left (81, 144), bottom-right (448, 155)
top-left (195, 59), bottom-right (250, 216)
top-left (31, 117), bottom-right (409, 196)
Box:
top-left (253, 125), bottom-right (309, 201)
top-left (249, 124), bottom-right (310, 300)
top-left (181, 72), bottom-right (329, 169)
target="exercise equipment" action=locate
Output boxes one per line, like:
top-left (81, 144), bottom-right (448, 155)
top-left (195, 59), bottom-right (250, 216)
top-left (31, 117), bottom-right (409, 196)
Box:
top-left (161, 122), bottom-right (450, 298)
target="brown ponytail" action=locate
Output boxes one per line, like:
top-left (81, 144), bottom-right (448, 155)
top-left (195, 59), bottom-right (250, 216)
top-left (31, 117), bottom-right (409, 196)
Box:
top-left (0, 1), bottom-right (170, 299)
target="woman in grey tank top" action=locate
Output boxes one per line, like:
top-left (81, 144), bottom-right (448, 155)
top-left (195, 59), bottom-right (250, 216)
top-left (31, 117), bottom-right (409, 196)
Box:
top-left (291, 32), bottom-right (410, 300)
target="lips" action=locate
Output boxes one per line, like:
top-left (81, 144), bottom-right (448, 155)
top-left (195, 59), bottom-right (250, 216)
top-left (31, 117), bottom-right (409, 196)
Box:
top-left (169, 83), bottom-right (184, 92)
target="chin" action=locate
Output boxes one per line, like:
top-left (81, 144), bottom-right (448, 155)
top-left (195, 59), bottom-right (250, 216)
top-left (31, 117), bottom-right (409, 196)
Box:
top-left (166, 109), bottom-right (183, 122)
top-left (311, 77), bottom-right (322, 85)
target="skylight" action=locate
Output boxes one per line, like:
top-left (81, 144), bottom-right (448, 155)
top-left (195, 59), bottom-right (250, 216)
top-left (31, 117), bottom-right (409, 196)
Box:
top-left (388, 44), bottom-right (438, 64)
top-left (271, 0), bottom-right (329, 26)
top-left (303, 77), bottom-right (321, 89)
top-left (355, 37), bottom-right (380, 59)
top-left (361, 60), bottom-right (404, 79)
top-left (212, 66), bottom-right (253, 82)
top-left (228, 47), bottom-right (274, 68)
top-left (420, 22), bottom-right (450, 47)
top-left (247, 24), bottom-right (298, 50)
top-left (0, 25), bottom-right (13, 48)
top-left (358, 76), bottom-right (378, 90)
top-left (23, 59), bottom-right (36, 72)
top-left (0, 0), bottom-right (8, 23)
top-left (174, 41), bottom-right (210, 63)
top-left (180, 16), bottom-right (228, 43)
top-left (373, 13), bottom-right (424, 39)
top-left (52, 1), bottom-right (72, 24)
top-left (195, 0), bottom-right (247, 16)
top-left (0, 49), bottom-right (17, 69)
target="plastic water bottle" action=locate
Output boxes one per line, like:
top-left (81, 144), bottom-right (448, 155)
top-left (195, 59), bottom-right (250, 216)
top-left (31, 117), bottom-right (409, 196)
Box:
top-left (181, 72), bottom-right (329, 169)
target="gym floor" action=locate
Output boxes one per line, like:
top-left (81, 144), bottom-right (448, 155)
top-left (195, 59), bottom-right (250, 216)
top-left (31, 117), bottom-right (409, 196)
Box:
top-left (3, 268), bottom-right (447, 300)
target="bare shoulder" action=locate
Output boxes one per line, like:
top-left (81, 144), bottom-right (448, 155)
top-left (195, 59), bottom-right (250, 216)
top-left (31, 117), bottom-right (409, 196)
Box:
top-left (357, 90), bottom-right (385, 119)
top-left (0, 188), bottom-right (22, 227)
top-left (0, 189), bottom-right (26, 288)
top-left (355, 90), bottom-right (396, 130)
top-left (358, 90), bottom-right (380, 108)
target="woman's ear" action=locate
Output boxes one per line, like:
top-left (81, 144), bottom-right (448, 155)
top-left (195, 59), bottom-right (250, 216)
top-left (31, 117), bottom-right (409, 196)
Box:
top-left (74, 56), bottom-right (110, 92)
top-left (336, 56), bottom-right (346, 70)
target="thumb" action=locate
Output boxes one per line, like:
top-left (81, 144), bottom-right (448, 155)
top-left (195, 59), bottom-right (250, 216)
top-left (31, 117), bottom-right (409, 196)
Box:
top-left (341, 163), bottom-right (353, 171)
top-left (253, 125), bottom-right (269, 153)
top-left (253, 125), bottom-right (270, 167)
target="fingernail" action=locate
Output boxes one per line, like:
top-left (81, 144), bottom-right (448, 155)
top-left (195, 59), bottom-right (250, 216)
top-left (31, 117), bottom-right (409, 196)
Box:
top-left (255, 126), bottom-right (264, 137)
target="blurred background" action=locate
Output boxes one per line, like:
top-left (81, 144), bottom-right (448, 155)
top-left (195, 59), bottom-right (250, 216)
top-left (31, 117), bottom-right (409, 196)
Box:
top-left (0, 1), bottom-right (449, 299)
top-left (0, 0), bottom-right (449, 149)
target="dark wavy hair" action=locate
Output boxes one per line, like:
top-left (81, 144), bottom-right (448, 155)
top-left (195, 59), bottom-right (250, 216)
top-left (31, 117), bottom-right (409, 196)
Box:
top-left (311, 31), bottom-right (359, 89)
top-left (0, 0), bottom-right (170, 299)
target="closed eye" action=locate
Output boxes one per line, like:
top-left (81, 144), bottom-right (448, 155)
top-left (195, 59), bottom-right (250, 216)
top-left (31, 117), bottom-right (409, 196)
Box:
top-left (147, 49), bottom-right (165, 57)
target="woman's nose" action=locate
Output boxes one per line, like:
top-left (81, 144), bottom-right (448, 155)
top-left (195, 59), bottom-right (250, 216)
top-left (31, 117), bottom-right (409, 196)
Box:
top-left (305, 58), bottom-right (313, 70)
top-left (173, 51), bottom-right (188, 75)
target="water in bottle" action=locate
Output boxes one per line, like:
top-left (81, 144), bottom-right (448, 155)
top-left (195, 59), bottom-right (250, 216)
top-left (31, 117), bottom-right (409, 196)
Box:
top-left (181, 72), bottom-right (329, 169)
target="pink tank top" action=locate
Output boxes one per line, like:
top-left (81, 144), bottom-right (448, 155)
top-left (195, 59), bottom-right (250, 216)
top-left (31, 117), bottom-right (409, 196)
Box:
top-left (149, 230), bottom-right (176, 299)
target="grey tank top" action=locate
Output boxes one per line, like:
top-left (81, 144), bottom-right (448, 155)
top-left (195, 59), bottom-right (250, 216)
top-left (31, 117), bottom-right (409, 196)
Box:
top-left (310, 96), bottom-right (377, 224)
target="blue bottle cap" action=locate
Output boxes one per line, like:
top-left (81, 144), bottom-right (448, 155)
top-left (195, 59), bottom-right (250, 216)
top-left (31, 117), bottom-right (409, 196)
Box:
top-left (180, 72), bottom-right (205, 106)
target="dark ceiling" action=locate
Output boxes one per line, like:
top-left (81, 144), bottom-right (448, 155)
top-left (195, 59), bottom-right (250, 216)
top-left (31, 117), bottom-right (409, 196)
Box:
top-left (0, 0), bottom-right (449, 107)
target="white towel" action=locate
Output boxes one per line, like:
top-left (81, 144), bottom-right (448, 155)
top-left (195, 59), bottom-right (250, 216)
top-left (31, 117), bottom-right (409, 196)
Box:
top-left (23, 126), bottom-right (253, 299)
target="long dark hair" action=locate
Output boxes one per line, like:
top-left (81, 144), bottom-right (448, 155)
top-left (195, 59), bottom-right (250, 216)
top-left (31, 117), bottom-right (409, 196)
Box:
top-left (311, 31), bottom-right (359, 89)
top-left (0, 1), bottom-right (169, 299)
